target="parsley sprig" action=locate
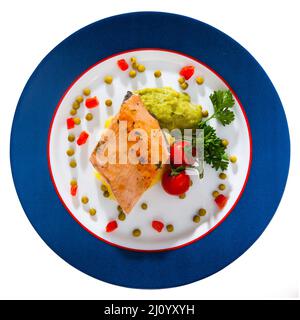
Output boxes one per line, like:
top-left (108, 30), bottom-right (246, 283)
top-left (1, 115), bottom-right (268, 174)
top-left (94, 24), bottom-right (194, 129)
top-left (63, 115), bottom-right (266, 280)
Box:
top-left (199, 122), bottom-right (229, 171)
top-left (203, 90), bottom-right (235, 126)
top-left (199, 90), bottom-right (235, 171)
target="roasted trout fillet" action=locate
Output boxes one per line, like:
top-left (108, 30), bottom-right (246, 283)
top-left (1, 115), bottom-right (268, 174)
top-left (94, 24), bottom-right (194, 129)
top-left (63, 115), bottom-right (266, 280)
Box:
top-left (90, 92), bottom-right (169, 213)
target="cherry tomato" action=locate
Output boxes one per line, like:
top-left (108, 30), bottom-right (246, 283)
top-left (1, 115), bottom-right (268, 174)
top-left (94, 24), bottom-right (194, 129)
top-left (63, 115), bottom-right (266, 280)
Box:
top-left (179, 65), bottom-right (195, 80)
top-left (162, 169), bottom-right (190, 195)
top-left (70, 184), bottom-right (78, 196)
top-left (215, 194), bottom-right (228, 209)
top-left (77, 131), bottom-right (89, 146)
top-left (170, 141), bottom-right (195, 167)
top-left (85, 96), bottom-right (99, 108)
top-left (106, 220), bottom-right (118, 233)
top-left (152, 220), bottom-right (164, 232)
top-left (66, 118), bottom-right (75, 130)
top-left (117, 59), bottom-right (129, 71)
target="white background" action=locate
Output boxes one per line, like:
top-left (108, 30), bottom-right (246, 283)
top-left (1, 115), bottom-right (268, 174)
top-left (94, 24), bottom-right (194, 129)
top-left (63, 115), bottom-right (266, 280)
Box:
top-left (0, 0), bottom-right (299, 300)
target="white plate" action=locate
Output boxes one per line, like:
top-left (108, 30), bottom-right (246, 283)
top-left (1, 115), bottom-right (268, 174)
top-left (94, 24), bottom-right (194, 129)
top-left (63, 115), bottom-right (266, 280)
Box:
top-left (48, 49), bottom-right (251, 251)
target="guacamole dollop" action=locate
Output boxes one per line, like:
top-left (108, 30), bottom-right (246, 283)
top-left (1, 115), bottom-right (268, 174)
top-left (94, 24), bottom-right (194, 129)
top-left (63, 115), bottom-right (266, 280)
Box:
top-left (136, 87), bottom-right (202, 131)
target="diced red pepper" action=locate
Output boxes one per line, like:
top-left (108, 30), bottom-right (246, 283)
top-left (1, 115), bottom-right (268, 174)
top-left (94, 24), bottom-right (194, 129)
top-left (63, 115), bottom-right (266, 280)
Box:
top-left (117, 59), bottom-right (129, 71)
top-left (70, 184), bottom-right (78, 196)
top-left (67, 118), bottom-right (75, 129)
top-left (152, 220), bottom-right (164, 233)
top-left (77, 131), bottom-right (89, 146)
top-left (215, 194), bottom-right (228, 209)
top-left (179, 65), bottom-right (195, 80)
top-left (106, 220), bottom-right (118, 233)
top-left (85, 96), bottom-right (99, 108)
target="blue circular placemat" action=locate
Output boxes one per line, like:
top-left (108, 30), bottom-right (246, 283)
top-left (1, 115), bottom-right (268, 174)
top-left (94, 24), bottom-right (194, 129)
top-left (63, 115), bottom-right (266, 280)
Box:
top-left (10, 12), bottom-right (290, 288)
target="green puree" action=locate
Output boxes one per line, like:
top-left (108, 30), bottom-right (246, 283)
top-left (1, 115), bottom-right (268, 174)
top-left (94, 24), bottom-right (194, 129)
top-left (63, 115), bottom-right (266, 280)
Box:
top-left (136, 87), bottom-right (202, 130)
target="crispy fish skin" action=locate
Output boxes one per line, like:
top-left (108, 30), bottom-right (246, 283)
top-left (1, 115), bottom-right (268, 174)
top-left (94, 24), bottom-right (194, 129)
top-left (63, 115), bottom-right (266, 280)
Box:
top-left (90, 93), bottom-right (169, 213)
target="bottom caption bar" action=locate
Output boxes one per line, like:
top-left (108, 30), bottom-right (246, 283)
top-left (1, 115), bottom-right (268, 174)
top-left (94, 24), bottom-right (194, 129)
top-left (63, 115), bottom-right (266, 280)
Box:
top-left (103, 301), bottom-right (201, 318)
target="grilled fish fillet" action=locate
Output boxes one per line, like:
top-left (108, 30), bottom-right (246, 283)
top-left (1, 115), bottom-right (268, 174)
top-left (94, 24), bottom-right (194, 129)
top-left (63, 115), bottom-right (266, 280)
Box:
top-left (90, 92), bottom-right (169, 213)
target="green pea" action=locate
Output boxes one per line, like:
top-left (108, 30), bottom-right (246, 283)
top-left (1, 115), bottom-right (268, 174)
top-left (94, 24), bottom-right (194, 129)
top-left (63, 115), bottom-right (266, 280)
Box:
top-left (193, 215), bottom-right (200, 223)
top-left (154, 70), bottom-right (161, 78)
top-left (104, 76), bottom-right (113, 84)
top-left (117, 205), bottom-right (122, 212)
top-left (105, 99), bottom-right (112, 107)
top-left (166, 224), bottom-right (174, 232)
top-left (81, 196), bottom-right (89, 204)
top-left (69, 160), bottom-right (77, 168)
top-left (70, 109), bottom-right (77, 116)
top-left (198, 208), bottom-right (206, 216)
top-left (222, 139), bottom-right (229, 147)
top-left (137, 64), bottom-right (145, 72)
top-left (76, 96), bottom-right (84, 104)
top-left (85, 113), bottom-right (93, 121)
top-left (202, 110), bottom-right (209, 117)
top-left (141, 203), bottom-right (148, 210)
top-left (101, 184), bottom-right (108, 192)
top-left (70, 179), bottom-right (77, 186)
top-left (179, 193), bottom-right (186, 199)
top-left (89, 208), bottom-right (96, 216)
top-left (219, 172), bottom-right (227, 180)
top-left (66, 148), bottom-right (75, 157)
top-left (103, 191), bottom-right (110, 198)
top-left (68, 134), bottom-right (75, 142)
top-left (118, 211), bottom-right (126, 221)
top-left (178, 77), bottom-right (185, 84)
top-left (74, 117), bottom-right (81, 125)
top-left (129, 70), bottom-right (137, 78)
top-left (132, 229), bottom-right (141, 237)
top-left (83, 88), bottom-right (91, 96)
top-left (230, 155), bottom-right (237, 163)
top-left (180, 82), bottom-right (188, 90)
top-left (219, 184), bottom-right (226, 191)
top-left (196, 76), bottom-right (204, 85)
top-left (72, 101), bottom-right (80, 110)
top-left (212, 190), bottom-right (219, 198)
